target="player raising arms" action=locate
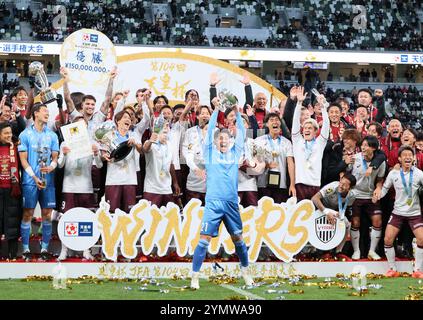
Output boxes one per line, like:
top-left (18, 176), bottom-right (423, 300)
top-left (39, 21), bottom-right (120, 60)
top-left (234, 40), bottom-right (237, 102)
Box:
top-left (190, 102), bottom-right (253, 289)
top-left (373, 146), bottom-right (423, 278)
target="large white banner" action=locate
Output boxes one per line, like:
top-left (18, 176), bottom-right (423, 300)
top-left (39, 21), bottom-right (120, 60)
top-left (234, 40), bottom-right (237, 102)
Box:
top-left (113, 51), bottom-right (285, 108)
top-left (45, 49), bottom-right (286, 119)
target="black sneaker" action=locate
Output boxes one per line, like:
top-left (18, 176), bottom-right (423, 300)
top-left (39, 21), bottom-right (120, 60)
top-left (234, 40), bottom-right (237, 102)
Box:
top-left (39, 250), bottom-right (51, 261)
top-left (22, 250), bottom-right (32, 262)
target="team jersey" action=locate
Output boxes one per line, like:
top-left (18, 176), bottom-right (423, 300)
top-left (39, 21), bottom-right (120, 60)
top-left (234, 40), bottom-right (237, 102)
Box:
top-left (58, 141), bottom-right (103, 193)
top-left (18, 124), bottom-right (59, 187)
top-left (349, 152), bottom-right (386, 199)
top-left (168, 121), bottom-right (186, 171)
top-left (381, 167), bottom-right (423, 217)
top-left (204, 110), bottom-right (245, 203)
top-left (105, 130), bottom-right (141, 186)
top-left (182, 125), bottom-right (207, 193)
top-left (292, 102), bottom-right (330, 187)
top-left (255, 134), bottom-right (293, 189)
top-left (69, 109), bottom-right (106, 138)
top-left (144, 140), bottom-right (173, 195)
top-left (319, 181), bottom-right (356, 212)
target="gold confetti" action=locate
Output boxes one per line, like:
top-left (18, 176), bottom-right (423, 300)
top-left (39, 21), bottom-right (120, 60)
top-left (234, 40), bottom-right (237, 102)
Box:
top-left (365, 273), bottom-right (385, 280)
top-left (289, 289), bottom-right (304, 294)
top-left (348, 289), bottom-right (369, 297)
top-left (208, 274), bottom-right (238, 285)
top-left (399, 272), bottom-right (412, 278)
top-left (225, 295), bottom-right (248, 300)
top-left (404, 293), bottom-right (421, 300)
top-left (408, 286), bottom-right (423, 291)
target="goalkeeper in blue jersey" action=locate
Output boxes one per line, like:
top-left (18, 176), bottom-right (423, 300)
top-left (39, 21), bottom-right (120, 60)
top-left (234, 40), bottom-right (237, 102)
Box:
top-left (191, 101), bottom-right (254, 289)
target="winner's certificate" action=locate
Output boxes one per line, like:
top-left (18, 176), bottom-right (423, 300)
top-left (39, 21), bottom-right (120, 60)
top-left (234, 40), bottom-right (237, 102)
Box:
top-left (60, 121), bottom-right (93, 160)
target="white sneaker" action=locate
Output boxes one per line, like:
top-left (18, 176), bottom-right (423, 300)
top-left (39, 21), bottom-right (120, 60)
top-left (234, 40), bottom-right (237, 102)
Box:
top-left (241, 267), bottom-right (254, 286)
top-left (82, 249), bottom-right (95, 261)
top-left (191, 272), bottom-right (200, 289)
top-left (57, 246), bottom-right (68, 261)
top-left (367, 250), bottom-right (381, 261)
top-left (352, 250), bottom-right (361, 260)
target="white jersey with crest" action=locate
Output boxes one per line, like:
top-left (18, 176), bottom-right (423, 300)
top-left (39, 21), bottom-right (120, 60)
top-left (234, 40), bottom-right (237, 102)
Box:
top-left (381, 167), bottom-right (423, 217)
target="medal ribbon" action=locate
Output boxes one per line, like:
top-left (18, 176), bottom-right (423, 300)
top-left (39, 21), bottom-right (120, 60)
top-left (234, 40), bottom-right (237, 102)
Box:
top-left (267, 134), bottom-right (281, 161)
top-left (304, 138), bottom-right (316, 161)
top-left (400, 167), bottom-right (413, 203)
top-left (337, 192), bottom-right (349, 219)
top-left (158, 142), bottom-right (171, 175)
top-left (362, 156), bottom-right (368, 171)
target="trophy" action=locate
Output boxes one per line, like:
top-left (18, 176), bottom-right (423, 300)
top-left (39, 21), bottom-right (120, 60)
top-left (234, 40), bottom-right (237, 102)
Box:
top-left (153, 114), bottom-right (166, 135)
top-left (217, 89), bottom-right (238, 112)
top-left (247, 140), bottom-right (272, 163)
top-left (250, 140), bottom-right (280, 188)
top-left (266, 147), bottom-right (281, 188)
top-left (29, 61), bottom-right (57, 104)
top-left (311, 88), bottom-right (328, 106)
top-left (37, 145), bottom-right (49, 187)
top-left (193, 150), bottom-right (205, 170)
top-left (94, 122), bottom-right (132, 162)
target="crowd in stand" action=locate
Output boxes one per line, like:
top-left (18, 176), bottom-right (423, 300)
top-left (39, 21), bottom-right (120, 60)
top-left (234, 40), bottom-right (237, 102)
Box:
top-left (0, 73), bottom-right (19, 92)
top-left (6, 0), bottom-right (420, 51)
top-left (211, 35), bottom-right (265, 48)
top-left (306, 0), bottom-right (422, 51)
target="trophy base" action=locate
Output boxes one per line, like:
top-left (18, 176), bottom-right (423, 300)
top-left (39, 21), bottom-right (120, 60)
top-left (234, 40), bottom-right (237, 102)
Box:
top-left (110, 141), bottom-right (133, 162)
top-left (267, 170), bottom-right (281, 188)
top-left (40, 89), bottom-right (57, 105)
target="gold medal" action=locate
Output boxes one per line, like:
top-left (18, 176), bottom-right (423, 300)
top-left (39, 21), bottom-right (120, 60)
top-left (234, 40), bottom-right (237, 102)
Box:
top-left (406, 198), bottom-right (412, 206)
top-left (160, 170), bottom-right (165, 178)
top-left (74, 168), bottom-right (82, 176)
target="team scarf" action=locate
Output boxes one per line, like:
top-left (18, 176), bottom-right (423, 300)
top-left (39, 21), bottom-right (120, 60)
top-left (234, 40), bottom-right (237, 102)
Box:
top-left (8, 142), bottom-right (20, 198)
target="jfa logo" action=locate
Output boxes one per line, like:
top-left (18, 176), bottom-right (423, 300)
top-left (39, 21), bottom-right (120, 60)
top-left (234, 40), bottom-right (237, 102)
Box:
top-left (79, 222), bottom-right (93, 237)
top-left (82, 34), bottom-right (98, 43)
top-left (64, 222), bottom-right (78, 237)
top-left (401, 55), bottom-right (409, 63)
top-left (64, 222), bottom-right (93, 237)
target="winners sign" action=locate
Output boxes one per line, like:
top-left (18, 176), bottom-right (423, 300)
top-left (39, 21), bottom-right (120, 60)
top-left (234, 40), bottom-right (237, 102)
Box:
top-left (60, 197), bottom-right (347, 262)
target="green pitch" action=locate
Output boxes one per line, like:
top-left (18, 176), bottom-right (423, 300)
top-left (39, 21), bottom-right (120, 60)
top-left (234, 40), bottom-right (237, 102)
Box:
top-left (0, 277), bottom-right (421, 300)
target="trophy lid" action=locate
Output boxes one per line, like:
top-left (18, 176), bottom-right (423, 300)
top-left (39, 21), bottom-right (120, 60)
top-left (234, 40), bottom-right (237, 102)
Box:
top-left (28, 61), bottom-right (44, 76)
